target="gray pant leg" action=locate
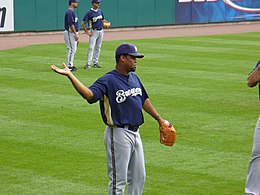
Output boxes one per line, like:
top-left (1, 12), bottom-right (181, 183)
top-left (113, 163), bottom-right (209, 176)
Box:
top-left (64, 31), bottom-right (77, 67)
top-left (127, 132), bottom-right (146, 195)
top-left (246, 116), bottom-right (260, 195)
top-left (87, 30), bottom-right (103, 65)
top-left (87, 33), bottom-right (95, 65)
top-left (93, 30), bottom-right (104, 64)
top-left (104, 126), bottom-right (146, 195)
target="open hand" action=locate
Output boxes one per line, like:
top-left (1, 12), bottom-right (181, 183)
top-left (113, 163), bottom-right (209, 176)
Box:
top-left (50, 63), bottom-right (71, 76)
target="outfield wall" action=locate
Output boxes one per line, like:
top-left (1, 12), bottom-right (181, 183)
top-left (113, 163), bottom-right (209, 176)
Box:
top-left (0, 0), bottom-right (259, 33)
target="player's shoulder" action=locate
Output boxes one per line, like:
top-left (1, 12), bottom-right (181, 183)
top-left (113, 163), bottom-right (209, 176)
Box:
top-left (101, 70), bottom-right (139, 79)
top-left (65, 9), bottom-right (75, 16)
top-left (104, 70), bottom-right (118, 78)
top-left (66, 9), bottom-right (73, 13)
top-left (102, 70), bottom-right (132, 82)
top-left (98, 70), bottom-right (115, 80)
top-left (87, 8), bottom-right (93, 13)
top-left (83, 9), bottom-right (92, 16)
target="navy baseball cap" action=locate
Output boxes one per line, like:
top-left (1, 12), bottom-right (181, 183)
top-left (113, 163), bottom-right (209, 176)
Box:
top-left (69, 0), bottom-right (80, 4)
top-left (92, 0), bottom-right (102, 3)
top-left (115, 43), bottom-right (144, 58)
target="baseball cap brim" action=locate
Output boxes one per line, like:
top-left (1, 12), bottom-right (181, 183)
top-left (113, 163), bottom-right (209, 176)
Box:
top-left (127, 52), bottom-right (144, 58)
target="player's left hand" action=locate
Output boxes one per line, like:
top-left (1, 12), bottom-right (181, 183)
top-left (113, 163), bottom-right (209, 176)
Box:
top-left (159, 119), bottom-right (176, 146)
top-left (103, 21), bottom-right (111, 29)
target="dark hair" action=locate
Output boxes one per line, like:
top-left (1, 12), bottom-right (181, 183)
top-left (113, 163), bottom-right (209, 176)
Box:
top-left (115, 55), bottom-right (120, 63)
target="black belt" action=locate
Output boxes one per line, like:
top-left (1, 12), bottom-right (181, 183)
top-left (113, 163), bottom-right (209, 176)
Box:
top-left (116, 125), bottom-right (139, 132)
top-left (92, 28), bottom-right (103, 31)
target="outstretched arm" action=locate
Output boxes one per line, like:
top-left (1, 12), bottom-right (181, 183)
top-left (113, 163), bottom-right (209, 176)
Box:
top-left (143, 98), bottom-right (164, 125)
top-left (51, 63), bottom-right (94, 100)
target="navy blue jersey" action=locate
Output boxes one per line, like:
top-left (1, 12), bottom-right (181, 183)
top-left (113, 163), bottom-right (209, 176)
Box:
top-left (82, 8), bottom-right (104, 29)
top-left (88, 70), bottom-right (149, 127)
top-left (64, 9), bottom-right (79, 32)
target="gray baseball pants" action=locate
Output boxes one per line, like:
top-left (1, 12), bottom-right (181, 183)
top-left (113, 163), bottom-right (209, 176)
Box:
top-left (64, 30), bottom-right (77, 67)
top-left (87, 29), bottom-right (104, 65)
top-left (246, 116), bottom-right (260, 195)
top-left (104, 126), bottom-right (146, 195)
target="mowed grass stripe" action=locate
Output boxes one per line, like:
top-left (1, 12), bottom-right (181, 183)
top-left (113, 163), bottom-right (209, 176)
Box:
top-left (1, 166), bottom-right (107, 194)
top-left (1, 32), bottom-right (259, 194)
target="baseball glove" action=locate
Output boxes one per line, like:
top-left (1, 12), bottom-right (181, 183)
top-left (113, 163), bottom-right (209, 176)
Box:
top-left (159, 120), bottom-right (176, 146)
top-left (103, 21), bottom-right (111, 29)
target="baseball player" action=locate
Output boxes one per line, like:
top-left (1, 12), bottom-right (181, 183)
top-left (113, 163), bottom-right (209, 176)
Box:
top-left (51, 43), bottom-right (166, 195)
top-left (245, 60), bottom-right (260, 195)
top-left (81, 0), bottom-right (109, 69)
top-left (64, 0), bottom-right (80, 72)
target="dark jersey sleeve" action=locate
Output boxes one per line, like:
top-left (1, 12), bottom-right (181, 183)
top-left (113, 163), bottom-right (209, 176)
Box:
top-left (82, 10), bottom-right (90, 23)
top-left (138, 78), bottom-right (149, 105)
top-left (87, 76), bottom-right (108, 104)
top-left (67, 10), bottom-right (75, 26)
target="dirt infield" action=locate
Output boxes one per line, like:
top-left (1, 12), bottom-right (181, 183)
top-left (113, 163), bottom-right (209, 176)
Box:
top-left (0, 21), bottom-right (259, 51)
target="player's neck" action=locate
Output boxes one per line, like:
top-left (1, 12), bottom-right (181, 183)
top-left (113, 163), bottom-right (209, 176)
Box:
top-left (69, 6), bottom-right (74, 11)
top-left (91, 7), bottom-right (98, 11)
top-left (115, 66), bottom-right (129, 76)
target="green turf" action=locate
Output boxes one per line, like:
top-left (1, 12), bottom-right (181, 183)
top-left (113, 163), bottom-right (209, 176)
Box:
top-left (1, 32), bottom-right (259, 194)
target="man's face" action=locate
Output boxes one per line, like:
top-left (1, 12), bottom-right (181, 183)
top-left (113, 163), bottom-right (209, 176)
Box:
top-left (124, 55), bottom-right (137, 72)
top-left (93, 2), bottom-right (100, 9)
top-left (72, 2), bottom-right (79, 8)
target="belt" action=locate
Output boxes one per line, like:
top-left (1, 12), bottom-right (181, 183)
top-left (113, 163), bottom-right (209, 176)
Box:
top-left (92, 28), bottom-right (103, 31)
top-left (116, 125), bottom-right (139, 132)
top-left (65, 30), bottom-right (78, 34)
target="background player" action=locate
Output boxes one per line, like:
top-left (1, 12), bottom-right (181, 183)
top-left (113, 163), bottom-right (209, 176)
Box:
top-left (51, 43), bottom-right (166, 194)
top-left (64, 0), bottom-right (80, 72)
top-left (245, 60), bottom-right (260, 195)
top-left (81, 0), bottom-right (109, 69)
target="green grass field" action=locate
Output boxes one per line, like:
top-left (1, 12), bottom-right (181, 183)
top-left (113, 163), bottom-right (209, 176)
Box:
top-left (1, 32), bottom-right (260, 194)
